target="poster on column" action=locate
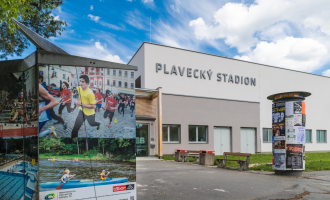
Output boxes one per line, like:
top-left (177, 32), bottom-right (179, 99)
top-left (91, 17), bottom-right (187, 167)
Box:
top-left (0, 67), bottom-right (38, 200)
top-left (272, 102), bottom-right (285, 124)
top-left (286, 144), bottom-right (303, 169)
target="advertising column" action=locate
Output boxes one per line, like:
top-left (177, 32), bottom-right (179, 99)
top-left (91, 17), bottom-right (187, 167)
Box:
top-left (38, 65), bottom-right (136, 200)
top-left (268, 92), bottom-right (310, 176)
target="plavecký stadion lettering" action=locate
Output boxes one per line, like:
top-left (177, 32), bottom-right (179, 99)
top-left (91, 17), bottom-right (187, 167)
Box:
top-left (156, 63), bottom-right (256, 86)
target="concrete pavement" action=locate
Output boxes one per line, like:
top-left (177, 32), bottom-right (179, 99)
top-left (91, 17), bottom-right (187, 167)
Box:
top-left (137, 159), bottom-right (330, 200)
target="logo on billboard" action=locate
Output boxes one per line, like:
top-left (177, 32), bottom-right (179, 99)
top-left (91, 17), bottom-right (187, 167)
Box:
top-left (126, 184), bottom-right (135, 190)
top-left (44, 193), bottom-right (56, 199)
top-left (113, 185), bottom-right (126, 192)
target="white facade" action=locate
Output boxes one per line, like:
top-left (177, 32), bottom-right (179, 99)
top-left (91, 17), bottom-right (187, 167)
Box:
top-left (104, 68), bottom-right (135, 95)
top-left (130, 42), bottom-right (330, 153)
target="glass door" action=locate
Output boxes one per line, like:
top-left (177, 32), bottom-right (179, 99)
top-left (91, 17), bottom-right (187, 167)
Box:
top-left (136, 124), bottom-right (149, 157)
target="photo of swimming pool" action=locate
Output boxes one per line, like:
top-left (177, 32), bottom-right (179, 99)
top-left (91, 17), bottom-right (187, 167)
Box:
top-left (0, 161), bottom-right (38, 200)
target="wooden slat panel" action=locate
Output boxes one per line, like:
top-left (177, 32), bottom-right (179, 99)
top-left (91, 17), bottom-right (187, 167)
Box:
top-left (136, 98), bottom-right (156, 118)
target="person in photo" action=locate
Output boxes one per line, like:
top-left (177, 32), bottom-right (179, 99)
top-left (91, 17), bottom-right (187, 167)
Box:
top-left (118, 93), bottom-right (126, 116)
top-left (71, 75), bottom-right (101, 138)
top-left (58, 81), bottom-right (73, 118)
top-left (38, 73), bottom-right (59, 132)
top-left (100, 170), bottom-right (110, 180)
top-left (130, 96), bottom-right (135, 114)
top-left (104, 91), bottom-right (117, 128)
top-left (94, 88), bottom-right (104, 112)
top-left (61, 169), bottom-right (76, 183)
top-left (39, 73), bottom-right (68, 131)
top-left (10, 92), bottom-right (31, 124)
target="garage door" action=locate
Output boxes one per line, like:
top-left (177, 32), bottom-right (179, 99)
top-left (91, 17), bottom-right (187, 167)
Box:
top-left (240, 128), bottom-right (256, 154)
top-left (214, 127), bottom-right (231, 155)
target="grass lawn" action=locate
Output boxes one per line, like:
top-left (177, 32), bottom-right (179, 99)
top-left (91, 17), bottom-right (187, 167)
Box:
top-left (161, 152), bottom-right (330, 172)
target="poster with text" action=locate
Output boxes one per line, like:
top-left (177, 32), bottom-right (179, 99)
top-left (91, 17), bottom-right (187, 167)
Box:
top-left (286, 127), bottom-right (297, 144)
top-left (272, 123), bottom-right (285, 137)
top-left (38, 66), bottom-right (136, 138)
top-left (294, 102), bottom-right (302, 114)
top-left (0, 67), bottom-right (38, 200)
top-left (286, 144), bottom-right (303, 169)
top-left (272, 102), bottom-right (285, 123)
top-left (38, 138), bottom-right (136, 200)
top-left (294, 114), bottom-right (302, 126)
top-left (274, 153), bottom-right (286, 170)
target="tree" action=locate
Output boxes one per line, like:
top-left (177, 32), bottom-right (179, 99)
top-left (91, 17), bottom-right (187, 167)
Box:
top-left (0, 0), bottom-right (67, 59)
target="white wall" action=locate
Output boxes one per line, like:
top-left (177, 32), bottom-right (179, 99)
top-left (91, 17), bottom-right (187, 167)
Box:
top-left (129, 45), bottom-right (145, 88)
top-left (131, 42), bottom-right (330, 152)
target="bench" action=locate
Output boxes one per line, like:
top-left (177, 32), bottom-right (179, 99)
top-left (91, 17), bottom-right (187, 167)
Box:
top-left (216, 152), bottom-right (251, 171)
top-left (180, 150), bottom-right (200, 164)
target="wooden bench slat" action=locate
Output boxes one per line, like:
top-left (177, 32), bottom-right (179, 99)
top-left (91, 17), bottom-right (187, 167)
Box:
top-left (223, 152), bottom-right (251, 157)
top-left (216, 159), bottom-right (246, 162)
top-left (187, 150), bottom-right (200, 153)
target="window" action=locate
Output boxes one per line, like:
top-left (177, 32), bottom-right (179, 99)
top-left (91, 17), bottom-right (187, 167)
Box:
top-left (119, 81), bottom-right (122, 87)
top-left (94, 79), bottom-right (97, 86)
top-left (131, 72), bottom-right (134, 78)
top-left (305, 130), bottom-right (312, 143)
top-left (63, 74), bottom-right (66, 79)
top-left (125, 71), bottom-right (128, 77)
top-left (107, 79), bottom-right (110, 85)
top-left (317, 130), bottom-right (327, 143)
top-left (163, 125), bottom-right (180, 143)
top-left (113, 80), bottom-right (116, 86)
top-left (263, 128), bottom-right (272, 143)
top-left (124, 82), bottom-right (128, 88)
top-left (53, 71), bottom-right (57, 77)
top-left (107, 69), bottom-right (110, 75)
top-left (131, 83), bottom-right (134, 89)
top-left (113, 70), bottom-right (116, 76)
top-left (189, 125), bottom-right (207, 143)
top-left (99, 80), bottom-right (102, 86)
top-left (119, 70), bottom-right (122, 76)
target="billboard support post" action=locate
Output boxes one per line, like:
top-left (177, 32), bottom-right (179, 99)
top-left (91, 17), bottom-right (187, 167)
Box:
top-left (267, 91), bottom-right (311, 176)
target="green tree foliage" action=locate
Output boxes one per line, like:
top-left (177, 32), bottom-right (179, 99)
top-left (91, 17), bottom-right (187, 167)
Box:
top-left (0, 0), bottom-right (67, 59)
top-left (39, 138), bottom-right (136, 161)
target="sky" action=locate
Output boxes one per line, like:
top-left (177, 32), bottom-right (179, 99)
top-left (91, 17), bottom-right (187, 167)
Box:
top-left (6, 0), bottom-right (330, 76)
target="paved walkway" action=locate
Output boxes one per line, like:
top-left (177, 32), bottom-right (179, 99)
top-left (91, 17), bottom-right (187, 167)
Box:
top-left (40, 97), bottom-right (135, 138)
top-left (137, 160), bottom-right (330, 200)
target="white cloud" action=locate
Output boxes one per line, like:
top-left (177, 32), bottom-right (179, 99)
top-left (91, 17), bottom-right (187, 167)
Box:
top-left (95, 41), bottom-right (105, 51)
top-left (125, 10), bottom-right (149, 30)
top-left (322, 69), bottom-right (330, 76)
top-left (234, 37), bottom-right (327, 72)
top-left (142, 0), bottom-right (153, 3)
top-left (189, 0), bottom-right (330, 52)
top-left (57, 6), bottom-right (62, 13)
top-left (127, 0), bottom-right (133, 2)
top-left (170, 5), bottom-right (179, 13)
top-left (88, 14), bottom-right (100, 22)
top-left (90, 5), bottom-right (94, 11)
top-left (69, 30), bottom-right (75, 33)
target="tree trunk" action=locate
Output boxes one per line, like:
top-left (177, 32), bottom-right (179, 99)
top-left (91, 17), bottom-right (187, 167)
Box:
top-left (77, 139), bottom-right (79, 155)
top-left (103, 146), bottom-right (104, 155)
top-left (86, 138), bottom-right (88, 152)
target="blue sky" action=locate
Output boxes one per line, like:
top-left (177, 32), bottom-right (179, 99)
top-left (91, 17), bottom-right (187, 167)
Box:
top-left (6, 0), bottom-right (330, 76)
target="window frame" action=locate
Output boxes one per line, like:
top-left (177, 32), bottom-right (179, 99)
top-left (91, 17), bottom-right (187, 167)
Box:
top-left (119, 70), bottom-right (122, 76)
top-left (305, 129), bottom-right (312, 143)
top-left (131, 83), bottom-right (134, 89)
top-left (124, 82), bottom-right (128, 88)
top-left (316, 130), bottom-right (327, 143)
top-left (131, 72), bottom-right (134, 78)
top-left (125, 71), bottom-right (128, 77)
top-left (262, 128), bottom-right (272, 143)
top-left (113, 70), bottom-right (116, 76)
top-left (113, 80), bottom-right (116, 86)
top-left (162, 124), bottom-right (181, 143)
top-left (188, 125), bottom-right (208, 143)
top-left (118, 81), bottom-right (122, 87)
top-left (107, 69), bottom-right (110, 75)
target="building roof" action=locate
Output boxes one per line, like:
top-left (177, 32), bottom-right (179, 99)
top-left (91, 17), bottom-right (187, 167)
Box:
top-left (129, 42), bottom-right (330, 79)
top-left (13, 18), bottom-right (69, 55)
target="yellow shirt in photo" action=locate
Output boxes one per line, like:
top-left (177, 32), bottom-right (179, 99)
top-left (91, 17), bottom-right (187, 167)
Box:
top-left (77, 86), bottom-right (96, 116)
